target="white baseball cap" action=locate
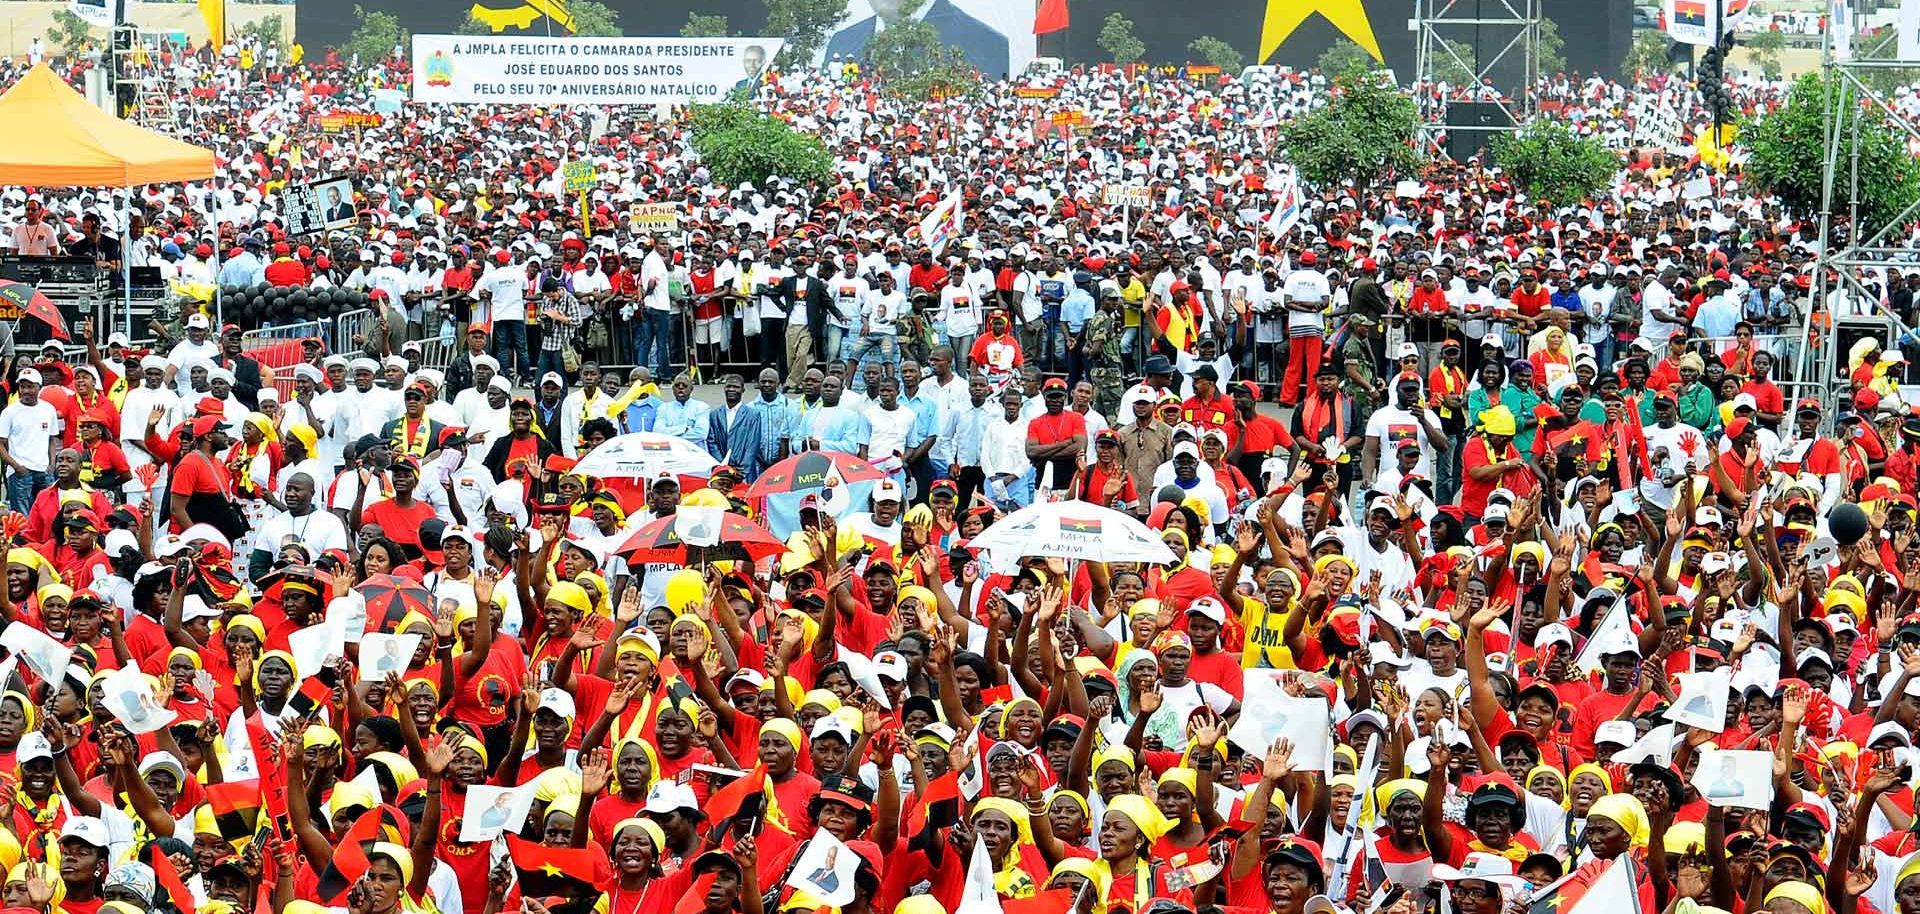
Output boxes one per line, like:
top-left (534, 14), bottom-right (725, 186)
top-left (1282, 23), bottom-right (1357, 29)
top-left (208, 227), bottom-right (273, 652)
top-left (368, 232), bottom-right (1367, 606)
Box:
top-left (1595, 720), bottom-right (1637, 747)
top-left (60, 816), bottom-right (110, 848)
top-left (536, 687), bottom-right (576, 719)
top-left (186, 313), bottom-right (210, 329)
top-left (643, 781), bottom-right (700, 815)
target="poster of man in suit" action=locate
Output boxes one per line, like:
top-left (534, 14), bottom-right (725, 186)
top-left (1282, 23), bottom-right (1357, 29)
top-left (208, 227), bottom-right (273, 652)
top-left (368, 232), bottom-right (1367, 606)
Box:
top-left (821, 0), bottom-right (1035, 79)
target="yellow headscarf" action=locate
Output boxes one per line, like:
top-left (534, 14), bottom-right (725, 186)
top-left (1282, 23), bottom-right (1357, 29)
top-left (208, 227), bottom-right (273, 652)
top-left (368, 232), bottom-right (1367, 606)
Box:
top-left (252, 650), bottom-right (297, 694)
top-left (1526, 765), bottom-right (1566, 796)
top-left (612, 816), bottom-right (667, 856)
top-left (1587, 792), bottom-right (1650, 849)
top-left (1896, 853), bottom-right (1920, 892)
top-left (612, 736), bottom-right (660, 794)
top-left (762, 718), bottom-right (803, 753)
top-left (547, 581), bottom-right (592, 616)
top-left (971, 797), bottom-right (1039, 898)
top-left (1050, 857), bottom-right (1112, 914)
top-left (1765, 881), bottom-right (1828, 914)
top-left (244, 412), bottom-right (278, 444)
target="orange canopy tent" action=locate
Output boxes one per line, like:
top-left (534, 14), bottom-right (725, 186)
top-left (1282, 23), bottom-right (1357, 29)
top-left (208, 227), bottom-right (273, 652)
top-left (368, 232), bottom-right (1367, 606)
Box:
top-left (0, 64), bottom-right (213, 187)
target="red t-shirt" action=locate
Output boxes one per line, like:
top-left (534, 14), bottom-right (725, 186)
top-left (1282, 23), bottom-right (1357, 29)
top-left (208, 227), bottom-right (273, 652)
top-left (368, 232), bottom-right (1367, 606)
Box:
top-left (168, 452), bottom-right (230, 532)
top-left (1026, 409), bottom-right (1087, 447)
top-left (361, 498), bottom-right (439, 554)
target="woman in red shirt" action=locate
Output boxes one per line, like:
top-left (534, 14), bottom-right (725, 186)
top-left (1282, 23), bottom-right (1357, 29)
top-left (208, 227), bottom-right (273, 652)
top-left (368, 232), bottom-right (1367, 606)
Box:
top-left (354, 456), bottom-right (438, 560)
top-left (166, 416), bottom-right (233, 534)
top-left (1074, 431), bottom-right (1138, 512)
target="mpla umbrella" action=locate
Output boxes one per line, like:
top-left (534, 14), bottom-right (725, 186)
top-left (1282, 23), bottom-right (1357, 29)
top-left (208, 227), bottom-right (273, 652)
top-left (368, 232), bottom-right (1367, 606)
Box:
top-left (614, 508), bottom-right (787, 565)
top-left (572, 431), bottom-right (718, 479)
top-left (746, 451), bottom-right (888, 499)
top-left (0, 280), bottom-right (67, 340)
top-left (355, 573), bottom-right (433, 632)
top-left (967, 501), bottom-right (1176, 569)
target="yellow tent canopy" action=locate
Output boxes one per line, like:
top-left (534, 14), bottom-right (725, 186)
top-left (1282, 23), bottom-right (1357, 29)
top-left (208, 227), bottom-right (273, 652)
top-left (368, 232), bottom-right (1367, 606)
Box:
top-left (0, 64), bottom-right (214, 187)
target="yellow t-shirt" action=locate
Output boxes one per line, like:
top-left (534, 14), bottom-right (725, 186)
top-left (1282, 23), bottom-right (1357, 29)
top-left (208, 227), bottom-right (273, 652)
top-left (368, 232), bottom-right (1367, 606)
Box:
top-left (1239, 596), bottom-right (1302, 670)
top-left (1120, 276), bottom-right (1147, 328)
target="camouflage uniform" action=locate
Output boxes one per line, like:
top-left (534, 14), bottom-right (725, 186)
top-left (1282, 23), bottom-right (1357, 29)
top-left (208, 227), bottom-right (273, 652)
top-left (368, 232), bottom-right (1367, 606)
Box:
top-left (1086, 309), bottom-right (1124, 419)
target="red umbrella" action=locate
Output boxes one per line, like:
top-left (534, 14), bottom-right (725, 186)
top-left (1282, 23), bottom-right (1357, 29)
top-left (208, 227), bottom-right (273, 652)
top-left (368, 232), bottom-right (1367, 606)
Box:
top-left (745, 451), bottom-right (888, 499)
top-left (0, 280), bottom-right (67, 340)
top-left (614, 511), bottom-right (787, 565)
top-left (356, 573), bottom-right (433, 633)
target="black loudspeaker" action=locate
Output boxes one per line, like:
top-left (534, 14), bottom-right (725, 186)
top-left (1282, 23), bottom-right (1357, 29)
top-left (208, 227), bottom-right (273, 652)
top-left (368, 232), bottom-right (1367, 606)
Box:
top-left (1442, 101), bottom-right (1515, 160)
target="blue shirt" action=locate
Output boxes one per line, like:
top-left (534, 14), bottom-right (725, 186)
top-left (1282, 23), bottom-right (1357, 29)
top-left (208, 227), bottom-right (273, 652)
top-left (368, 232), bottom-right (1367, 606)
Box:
top-left (620, 395), bottom-right (660, 433)
top-left (655, 397), bottom-right (713, 451)
top-left (218, 252), bottom-right (266, 287)
top-left (810, 404), bottom-right (870, 455)
top-left (903, 388), bottom-right (943, 456)
top-left (940, 400), bottom-right (995, 465)
top-left (1060, 287), bottom-right (1096, 333)
top-left (733, 396), bottom-right (790, 476)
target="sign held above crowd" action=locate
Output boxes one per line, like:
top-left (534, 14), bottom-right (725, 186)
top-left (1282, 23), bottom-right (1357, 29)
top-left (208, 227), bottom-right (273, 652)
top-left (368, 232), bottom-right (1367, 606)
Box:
top-left (410, 35), bottom-right (786, 106)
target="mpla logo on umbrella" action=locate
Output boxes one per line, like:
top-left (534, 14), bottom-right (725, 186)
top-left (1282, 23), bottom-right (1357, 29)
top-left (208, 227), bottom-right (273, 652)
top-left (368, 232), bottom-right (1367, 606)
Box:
top-left (1060, 517), bottom-right (1103, 536)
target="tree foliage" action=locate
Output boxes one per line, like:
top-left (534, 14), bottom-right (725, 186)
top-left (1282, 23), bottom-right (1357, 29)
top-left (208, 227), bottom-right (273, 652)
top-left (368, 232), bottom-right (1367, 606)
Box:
top-left (568, 0), bottom-right (622, 36)
top-left (1098, 13), bottom-right (1145, 64)
top-left (681, 13), bottom-right (733, 37)
top-left (47, 8), bottom-right (94, 55)
top-left (687, 103), bottom-right (836, 189)
top-left (1490, 121), bottom-right (1620, 207)
top-left (1537, 18), bottom-right (1566, 77)
top-left (452, 15), bottom-right (492, 36)
top-left (1621, 29), bottom-right (1675, 78)
top-left (1433, 38), bottom-right (1478, 87)
top-left (1743, 28), bottom-right (1785, 79)
top-left (1742, 71), bottom-right (1920, 243)
top-left (343, 6), bottom-right (407, 63)
top-left (1852, 29), bottom-right (1920, 96)
top-left (1317, 42), bottom-right (1379, 75)
top-left (1279, 64), bottom-right (1423, 192)
top-left (764, 0), bottom-right (850, 68)
top-left (1188, 36), bottom-right (1242, 72)
top-left (240, 14), bottom-right (285, 51)
top-left (865, 16), bottom-right (979, 100)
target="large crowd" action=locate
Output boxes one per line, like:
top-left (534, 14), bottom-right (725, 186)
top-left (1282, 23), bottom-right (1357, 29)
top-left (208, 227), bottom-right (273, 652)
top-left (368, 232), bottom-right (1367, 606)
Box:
top-left (0, 25), bottom-right (1909, 914)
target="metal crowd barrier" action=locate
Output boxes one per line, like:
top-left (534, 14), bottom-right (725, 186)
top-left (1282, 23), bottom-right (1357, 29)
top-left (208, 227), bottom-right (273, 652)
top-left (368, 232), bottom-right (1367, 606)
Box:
top-left (1692, 333), bottom-right (1807, 379)
top-left (240, 319), bottom-right (331, 401)
top-left (334, 308), bottom-right (375, 357)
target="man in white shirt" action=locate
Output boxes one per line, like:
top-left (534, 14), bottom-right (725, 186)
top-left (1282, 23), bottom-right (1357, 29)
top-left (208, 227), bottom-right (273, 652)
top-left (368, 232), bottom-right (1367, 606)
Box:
top-left (1636, 272), bottom-right (1684, 354)
top-left (825, 257), bottom-right (869, 367)
top-left (0, 369), bottom-right (62, 513)
top-left (848, 273), bottom-right (904, 392)
top-left (979, 387), bottom-right (1033, 510)
top-left (163, 314), bottom-right (221, 396)
top-left (118, 355), bottom-right (178, 496)
top-left (1279, 253), bottom-right (1330, 407)
top-left (938, 265), bottom-right (984, 366)
top-left (635, 237), bottom-right (674, 378)
top-left (475, 251), bottom-right (530, 383)
top-left (1363, 374), bottom-right (1450, 486)
top-left (250, 473), bottom-right (350, 578)
top-left (844, 479), bottom-right (905, 548)
top-left (861, 377), bottom-right (917, 486)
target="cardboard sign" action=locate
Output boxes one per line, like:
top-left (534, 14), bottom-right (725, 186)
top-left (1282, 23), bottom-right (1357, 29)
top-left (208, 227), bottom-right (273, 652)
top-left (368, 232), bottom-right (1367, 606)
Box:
top-left (563, 161), bottom-right (599, 193)
top-left (1103, 184), bottom-right (1152, 207)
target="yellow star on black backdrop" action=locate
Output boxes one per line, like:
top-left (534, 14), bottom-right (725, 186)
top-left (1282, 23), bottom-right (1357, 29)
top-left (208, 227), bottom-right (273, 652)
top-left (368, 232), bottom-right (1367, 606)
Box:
top-left (1260, 0), bottom-right (1385, 65)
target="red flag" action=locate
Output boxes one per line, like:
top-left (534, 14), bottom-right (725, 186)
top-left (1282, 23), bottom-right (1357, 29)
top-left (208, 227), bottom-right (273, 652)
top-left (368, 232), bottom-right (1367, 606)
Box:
top-left (506, 834), bottom-right (614, 897)
top-left (674, 873), bottom-right (720, 914)
top-left (143, 835), bottom-right (193, 909)
top-left (903, 770), bottom-right (961, 841)
top-left (205, 779), bottom-right (262, 840)
top-left (1033, 0), bottom-right (1070, 34)
top-left (1007, 889), bottom-right (1076, 914)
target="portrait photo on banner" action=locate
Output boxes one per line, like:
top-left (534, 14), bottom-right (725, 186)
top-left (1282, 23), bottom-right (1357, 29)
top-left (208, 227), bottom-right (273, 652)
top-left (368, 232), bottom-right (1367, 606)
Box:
top-left (820, 0), bottom-right (1035, 78)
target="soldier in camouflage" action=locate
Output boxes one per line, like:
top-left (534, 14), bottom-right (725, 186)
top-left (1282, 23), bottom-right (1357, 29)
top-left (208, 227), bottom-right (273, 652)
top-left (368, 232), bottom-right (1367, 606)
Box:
top-left (1086, 286), bottom-right (1125, 419)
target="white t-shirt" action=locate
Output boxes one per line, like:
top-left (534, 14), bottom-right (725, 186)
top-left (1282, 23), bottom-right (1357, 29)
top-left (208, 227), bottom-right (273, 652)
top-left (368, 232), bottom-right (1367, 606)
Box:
top-left (828, 275), bottom-right (869, 329)
top-left (1282, 269), bottom-right (1330, 333)
top-left (641, 251), bottom-right (672, 312)
top-left (0, 399), bottom-right (60, 472)
top-left (477, 265), bottom-right (527, 324)
top-left (1365, 406), bottom-right (1438, 480)
top-left (864, 288), bottom-right (904, 336)
top-left (252, 507), bottom-right (351, 562)
top-left (863, 403), bottom-right (916, 462)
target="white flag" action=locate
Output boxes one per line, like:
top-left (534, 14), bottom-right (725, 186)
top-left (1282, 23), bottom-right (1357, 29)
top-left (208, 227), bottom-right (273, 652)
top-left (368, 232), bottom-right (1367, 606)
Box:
top-left (918, 190), bottom-right (965, 258)
top-left (954, 834), bottom-right (1005, 914)
top-left (69, 0), bottom-right (117, 28)
top-left (1265, 170), bottom-right (1304, 238)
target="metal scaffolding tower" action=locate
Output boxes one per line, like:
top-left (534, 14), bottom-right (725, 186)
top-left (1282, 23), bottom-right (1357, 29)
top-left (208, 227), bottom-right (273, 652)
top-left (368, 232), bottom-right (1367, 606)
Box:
top-left (1412, 0), bottom-right (1540, 154)
top-left (111, 24), bottom-right (186, 137)
top-left (1801, 0), bottom-right (1920, 391)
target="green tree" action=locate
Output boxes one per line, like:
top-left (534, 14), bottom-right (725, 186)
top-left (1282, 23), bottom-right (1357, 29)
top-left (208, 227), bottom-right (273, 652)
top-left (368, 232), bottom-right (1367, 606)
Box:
top-left (1433, 38), bottom-right (1477, 86)
top-left (241, 14), bottom-right (285, 52)
top-left (1188, 36), bottom-right (1242, 71)
top-left (343, 6), bottom-right (407, 63)
top-left (1317, 42), bottom-right (1379, 74)
top-left (1742, 71), bottom-right (1920, 243)
top-left (47, 8), bottom-right (94, 55)
top-left (1537, 18), bottom-right (1566, 76)
top-left (1853, 29), bottom-right (1920, 95)
top-left (865, 16), bottom-right (978, 100)
top-left (452, 15), bottom-right (492, 35)
top-left (764, 0), bottom-right (850, 68)
top-left (568, 0), bottom-right (621, 36)
top-left (681, 13), bottom-right (733, 37)
top-left (1743, 28), bottom-right (1785, 79)
top-left (1098, 13), bottom-right (1145, 64)
top-left (1491, 121), bottom-right (1621, 207)
top-left (1622, 29), bottom-right (1676, 78)
top-left (687, 103), bottom-right (836, 188)
top-left (1279, 63), bottom-right (1422, 192)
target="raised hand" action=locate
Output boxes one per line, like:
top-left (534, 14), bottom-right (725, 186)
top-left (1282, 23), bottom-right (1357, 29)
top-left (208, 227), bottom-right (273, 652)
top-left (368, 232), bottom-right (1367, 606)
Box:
top-left (1780, 685), bottom-right (1809, 726)
top-left (580, 747), bottom-right (612, 794)
top-left (424, 740), bottom-right (455, 777)
top-left (1137, 685), bottom-right (1163, 715)
top-left (1263, 737), bottom-right (1296, 782)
